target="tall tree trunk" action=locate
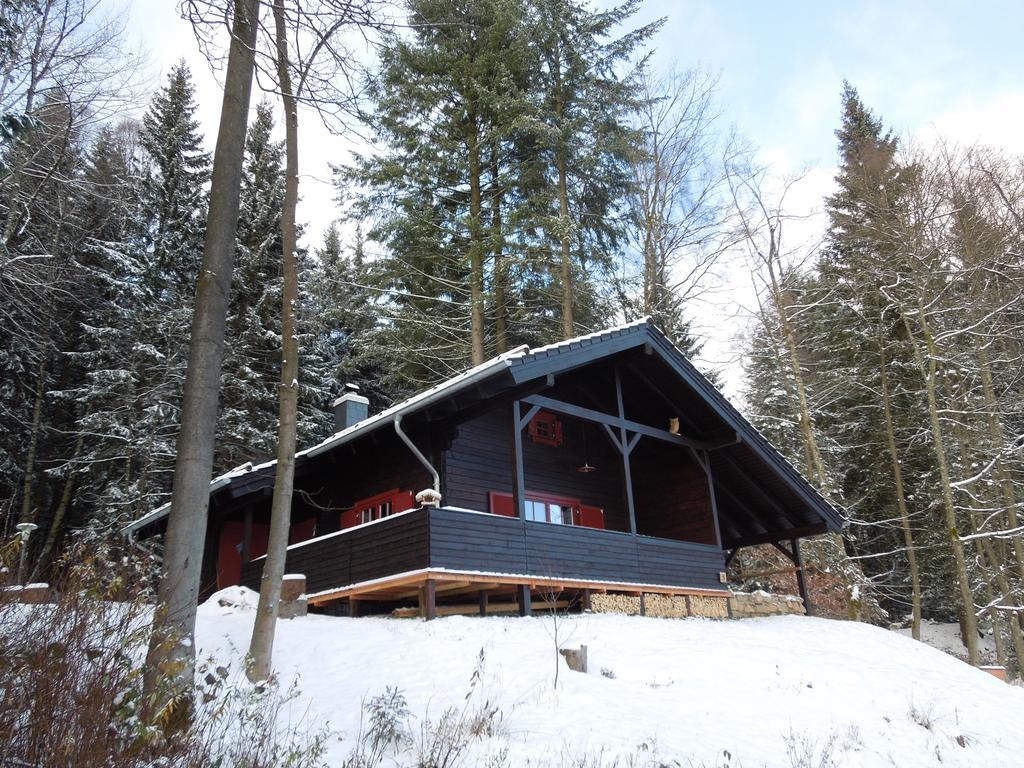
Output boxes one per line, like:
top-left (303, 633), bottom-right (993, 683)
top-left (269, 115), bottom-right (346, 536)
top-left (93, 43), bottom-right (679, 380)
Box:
top-left (17, 355), bottom-right (49, 527)
top-left (467, 109), bottom-right (485, 365)
top-left (30, 429), bottom-right (84, 581)
top-left (766, 266), bottom-right (826, 488)
top-left (553, 51), bottom-right (573, 339)
top-left (490, 146), bottom-right (507, 354)
top-left (945, 371), bottom-right (1024, 677)
top-left (557, 153), bottom-right (573, 339)
top-left (143, 0), bottom-right (260, 714)
top-left (900, 304), bottom-right (979, 665)
top-left (976, 338), bottom-right (1024, 584)
top-left (247, 0), bottom-right (301, 683)
top-left (878, 331), bottom-right (921, 640)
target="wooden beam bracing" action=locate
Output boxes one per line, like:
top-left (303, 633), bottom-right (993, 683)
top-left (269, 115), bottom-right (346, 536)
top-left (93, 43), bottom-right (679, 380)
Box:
top-left (522, 393), bottom-right (713, 451)
top-left (304, 569), bottom-right (731, 607)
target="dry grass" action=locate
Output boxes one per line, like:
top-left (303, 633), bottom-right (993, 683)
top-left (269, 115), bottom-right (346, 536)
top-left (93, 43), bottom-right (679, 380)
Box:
top-left (0, 536), bottom-right (327, 768)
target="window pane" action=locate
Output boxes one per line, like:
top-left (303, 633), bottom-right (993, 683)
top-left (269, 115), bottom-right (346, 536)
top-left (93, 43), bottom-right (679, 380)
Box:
top-left (549, 504), bottom-right (563, 524)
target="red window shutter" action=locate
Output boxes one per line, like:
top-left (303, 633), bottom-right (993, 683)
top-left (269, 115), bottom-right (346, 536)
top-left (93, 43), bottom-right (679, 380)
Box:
top-left (394, 490), bottom-right (415, 513)
top-left (578, 505), bottom-right (605, 530)
top-left (250, 523), bottom-right (270, 558)
top-left (289, 518), bottom-right (317, 544)
top-left (339, 507), bottom-right (360, 530)
top-left (489, 491), bottom-right (517, 517)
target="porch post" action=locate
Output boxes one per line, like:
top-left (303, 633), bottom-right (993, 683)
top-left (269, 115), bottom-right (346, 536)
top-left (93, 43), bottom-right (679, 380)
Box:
top-left (517, 584), bottom-right (532, 616)
top-left (421, 578), bottom-right (437, 621)
top-left (699, 450), bottom-right (724, 549)
top-left (478, 589), bottom-right (489, 616)
top-left (792, 538), bottom-right (811, 615)
top-left (512, 400), bottom-right (526, 520)
top-left (615, 368), bottom-right (638, 534)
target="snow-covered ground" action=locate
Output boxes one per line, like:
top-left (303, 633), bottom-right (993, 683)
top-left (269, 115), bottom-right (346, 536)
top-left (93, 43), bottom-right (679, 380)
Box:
top-left (896, 619), bottom-right (999, 664)
top-left (196, 589), bottom-right (1024, 768)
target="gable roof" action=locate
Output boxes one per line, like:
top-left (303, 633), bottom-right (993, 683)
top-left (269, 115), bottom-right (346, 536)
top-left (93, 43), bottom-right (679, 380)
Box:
top-left (124, 318), bottom-right (844, 541)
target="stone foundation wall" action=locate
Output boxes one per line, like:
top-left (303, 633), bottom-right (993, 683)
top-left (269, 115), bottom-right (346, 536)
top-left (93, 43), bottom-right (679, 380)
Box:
top-left (588, 590), bottom-right (802, 620)
top-left (729, 590), bottom-right (805, 618)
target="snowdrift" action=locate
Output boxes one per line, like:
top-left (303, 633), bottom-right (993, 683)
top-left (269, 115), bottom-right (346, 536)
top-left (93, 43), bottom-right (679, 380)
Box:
top-left (197, 589), bottom-right (1024, 767)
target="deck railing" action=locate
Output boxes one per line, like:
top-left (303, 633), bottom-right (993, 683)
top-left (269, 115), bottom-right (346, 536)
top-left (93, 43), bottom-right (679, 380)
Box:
top-left (240, 506), bottom-right (725, 594)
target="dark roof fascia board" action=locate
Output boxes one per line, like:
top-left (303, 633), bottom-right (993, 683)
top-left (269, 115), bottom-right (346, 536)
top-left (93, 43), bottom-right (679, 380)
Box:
top-left (509, 326), bottom-right (650, 384)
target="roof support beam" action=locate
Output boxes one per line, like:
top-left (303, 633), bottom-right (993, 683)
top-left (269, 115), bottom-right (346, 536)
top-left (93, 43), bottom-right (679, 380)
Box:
top-left (711, 477), bottom-right (773, 538)
top-left (727, 524), bottom-right (828, 549)
top-left (521, 393), bottom-right (714, 451)
top-left (690, 448), bottom-right (724, 550)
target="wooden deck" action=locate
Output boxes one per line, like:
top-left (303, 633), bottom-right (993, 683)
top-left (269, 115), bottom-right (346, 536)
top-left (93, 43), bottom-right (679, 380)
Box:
top-left (239, 506), bottom-right (728, 615)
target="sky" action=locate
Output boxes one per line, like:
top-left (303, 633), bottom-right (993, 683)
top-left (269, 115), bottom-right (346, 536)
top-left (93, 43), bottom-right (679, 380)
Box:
top-left (107, 0), bottom-right (1024, 394)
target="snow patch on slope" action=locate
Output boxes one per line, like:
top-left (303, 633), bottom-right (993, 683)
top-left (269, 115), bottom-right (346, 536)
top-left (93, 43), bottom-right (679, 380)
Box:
top-left (195, 595), bottom-right (1024, 767)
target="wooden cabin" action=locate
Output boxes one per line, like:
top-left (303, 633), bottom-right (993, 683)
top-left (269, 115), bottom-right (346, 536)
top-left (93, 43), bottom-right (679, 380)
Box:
top-left (124, 319), bottom-right (843, 618)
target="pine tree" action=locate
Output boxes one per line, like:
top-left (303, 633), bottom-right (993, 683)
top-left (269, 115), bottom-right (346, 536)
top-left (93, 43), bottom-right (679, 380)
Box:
top-left (528, 0), bottom-right (660, 338)
top-left (218, 100), bottom-right (286, 468)
top-left (346, 0), bottom-right (537, 384)
top-left (72, 64), bottom-right (211, 529)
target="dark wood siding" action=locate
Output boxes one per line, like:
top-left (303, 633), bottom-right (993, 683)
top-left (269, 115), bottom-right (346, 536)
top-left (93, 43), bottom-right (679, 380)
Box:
top-left (429, 507), bottom-right (724, 590)
top-left (240, 507), bottom-right (724, 595)
top-left (428, 507), bottom-right (527, 573)
top-left (444, 408), bottom-right (627, 530)
top-left (632, 444), bottom-right (717, 545)
top-left (240, 508), bottom-right (430, 594)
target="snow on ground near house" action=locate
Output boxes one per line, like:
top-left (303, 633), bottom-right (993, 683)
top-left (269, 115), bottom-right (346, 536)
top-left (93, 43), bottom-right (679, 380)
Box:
top-left (197, 589), bottom-right (1024, 768)
top-left (896, 620), bottom-right (998, 663)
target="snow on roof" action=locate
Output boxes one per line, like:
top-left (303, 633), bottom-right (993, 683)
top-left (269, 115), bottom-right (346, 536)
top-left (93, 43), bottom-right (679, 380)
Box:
top-left (122, 319), bottom-right (651, 535)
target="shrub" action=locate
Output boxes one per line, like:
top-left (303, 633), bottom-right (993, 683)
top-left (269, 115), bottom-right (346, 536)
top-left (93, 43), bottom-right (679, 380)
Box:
top-left (0, 537), bottom-right (327, 767)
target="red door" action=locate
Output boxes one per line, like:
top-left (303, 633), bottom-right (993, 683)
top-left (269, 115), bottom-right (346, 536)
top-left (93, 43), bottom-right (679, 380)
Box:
top-left (217, 520), bottom-right (270, 589)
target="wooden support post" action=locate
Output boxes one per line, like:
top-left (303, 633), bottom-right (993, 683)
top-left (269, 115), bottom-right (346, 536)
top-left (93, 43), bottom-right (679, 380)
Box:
top-left (791, 539), bottom-right (811, 615)
top-left (512, 401), bottom-right (527, 520)
top-left (348, 597), bottom-right (360, 618)
top-left (700, 450), bottom-right (724, 550)
top-left (615, 368), bottom-right (638, 535)
top-left (639, 592), bottom-right (646, 616)
top-left (422, 579), bottom-right (437, 621)
top-left (581, 588), bottom-right (592, 611)
top-left (479, 589), bottom-right (489, 617)
top-left (517, 584), bottom-right (532, 617)
top-left (241, 507), bottom-right (253, 564)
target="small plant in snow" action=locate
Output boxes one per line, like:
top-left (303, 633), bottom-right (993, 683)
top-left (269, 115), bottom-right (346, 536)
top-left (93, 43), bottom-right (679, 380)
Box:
top-left (782, 727), bottom-right (838, 768)
top-left (600, 667), bottom-right (617, 679)
top-left (414, 706), bottom-right (470, 768)
top-left (908, 696), bottom-right (938, 731)
top-left (343, 686), bottom-right (410, 768)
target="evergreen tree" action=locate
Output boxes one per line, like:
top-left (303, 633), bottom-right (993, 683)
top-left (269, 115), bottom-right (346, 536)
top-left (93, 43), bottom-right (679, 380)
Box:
top-left (218, 100), bottom-right (287, 468)
top-left (307, 224), bottom-right (390, 409)
top-left (346, 0), bottom-right (537, 384)
top-left (528, 0), bottom-right (660, 338)
top-left (71, 63), bottom-right (211, 528)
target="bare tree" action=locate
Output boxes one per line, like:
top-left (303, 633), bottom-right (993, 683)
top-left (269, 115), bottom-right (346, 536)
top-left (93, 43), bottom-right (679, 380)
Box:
top-left (246, 0), bottom-right (384, 682)
top-left (143, 0), bottom-right (261, 719)
top-left (624, 65), bottom-right (732, 341)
